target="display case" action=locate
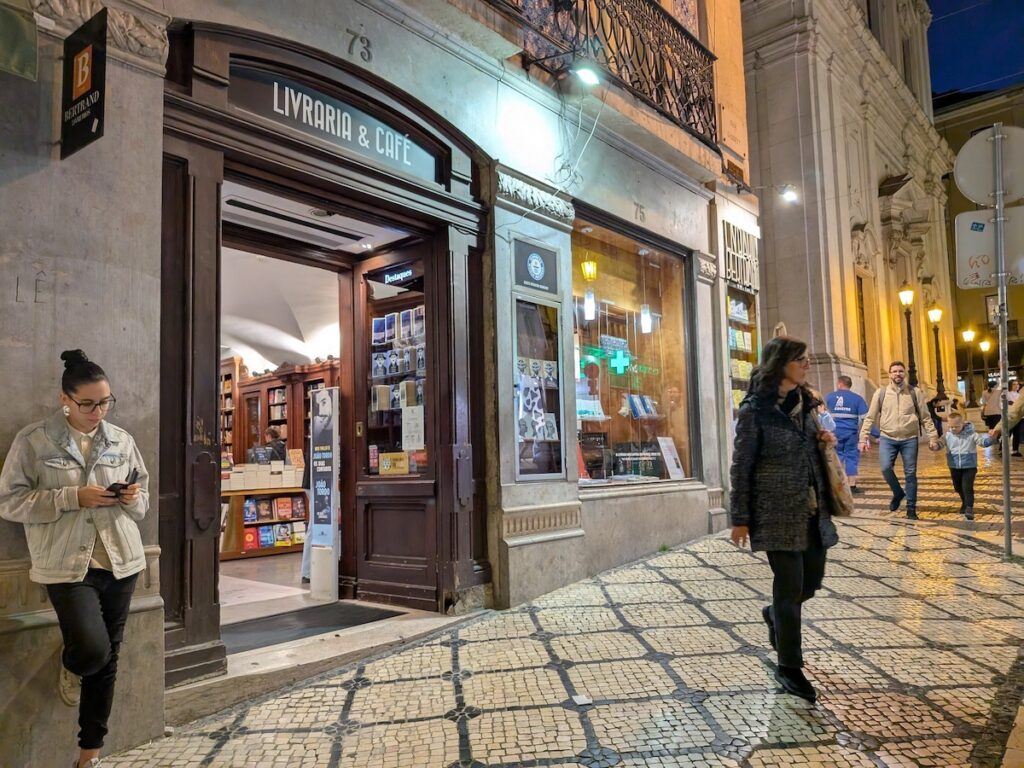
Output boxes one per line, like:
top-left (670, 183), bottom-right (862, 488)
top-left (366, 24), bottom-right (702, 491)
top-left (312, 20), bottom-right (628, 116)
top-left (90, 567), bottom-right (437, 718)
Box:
top-left (726, 287), bottom-right (758, 417)
top-left (514, 297), bottom-right (564, 479)
top-left (364, 262), bottom-right (429, 476)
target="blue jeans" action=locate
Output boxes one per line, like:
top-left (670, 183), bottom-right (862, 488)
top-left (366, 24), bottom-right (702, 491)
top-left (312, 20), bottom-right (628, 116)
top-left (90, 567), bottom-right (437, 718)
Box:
top-left (879, 436), bottom-right (919, 509)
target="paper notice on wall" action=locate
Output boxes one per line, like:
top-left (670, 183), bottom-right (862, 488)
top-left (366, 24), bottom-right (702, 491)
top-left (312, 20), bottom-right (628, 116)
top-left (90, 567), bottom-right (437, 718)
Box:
top-left (402, 405), bottom-right (425, 450)
top-left (657, 437), bottom-right (686, 480)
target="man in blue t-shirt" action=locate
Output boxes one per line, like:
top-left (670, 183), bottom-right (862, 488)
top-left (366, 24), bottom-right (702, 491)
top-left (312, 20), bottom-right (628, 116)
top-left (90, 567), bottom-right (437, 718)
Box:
top-left (826, 376), bottom-right (869, 494)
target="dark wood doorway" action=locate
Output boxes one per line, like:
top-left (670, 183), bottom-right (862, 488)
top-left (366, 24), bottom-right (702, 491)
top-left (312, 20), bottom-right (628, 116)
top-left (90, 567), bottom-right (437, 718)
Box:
top-left (159, 23), bottom-right (490, 687)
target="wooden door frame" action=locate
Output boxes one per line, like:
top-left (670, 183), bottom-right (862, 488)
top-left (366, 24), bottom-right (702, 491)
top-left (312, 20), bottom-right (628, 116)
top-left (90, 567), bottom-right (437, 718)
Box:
top-left (160, 21), bottom-right (489, 686)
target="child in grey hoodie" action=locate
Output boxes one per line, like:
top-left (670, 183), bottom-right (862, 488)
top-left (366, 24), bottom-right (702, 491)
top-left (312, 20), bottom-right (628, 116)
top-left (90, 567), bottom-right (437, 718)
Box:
top-left (944, 411), bottom-right (993, 520)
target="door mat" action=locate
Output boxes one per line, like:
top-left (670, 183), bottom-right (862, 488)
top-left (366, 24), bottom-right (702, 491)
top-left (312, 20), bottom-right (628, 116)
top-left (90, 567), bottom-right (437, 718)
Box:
top-left (221, 602), bottom-right (402, 654)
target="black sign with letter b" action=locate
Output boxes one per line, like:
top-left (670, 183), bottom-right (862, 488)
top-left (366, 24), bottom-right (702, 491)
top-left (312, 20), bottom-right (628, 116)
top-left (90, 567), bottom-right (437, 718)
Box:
top-left (60, 9), bottom-right (107, 160)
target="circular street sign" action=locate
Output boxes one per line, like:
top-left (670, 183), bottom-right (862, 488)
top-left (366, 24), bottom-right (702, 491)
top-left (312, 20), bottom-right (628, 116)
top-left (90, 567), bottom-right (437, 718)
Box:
top-left (954, 125), bottom-right (1024, 206)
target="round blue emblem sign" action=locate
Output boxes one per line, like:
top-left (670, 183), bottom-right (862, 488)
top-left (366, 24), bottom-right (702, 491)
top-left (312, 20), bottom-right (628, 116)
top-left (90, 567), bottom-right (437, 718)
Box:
top-left (526, 252), bottom-right (545, 282)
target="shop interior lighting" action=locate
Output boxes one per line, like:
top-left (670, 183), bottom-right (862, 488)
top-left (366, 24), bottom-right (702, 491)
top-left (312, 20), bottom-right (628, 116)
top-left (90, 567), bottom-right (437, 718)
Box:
top-left (640, 304), bottom-right (653, 334)
top-left (581, 255), bottom-right (598, 282)
top-left (584, 289), bottom-right (597, 321)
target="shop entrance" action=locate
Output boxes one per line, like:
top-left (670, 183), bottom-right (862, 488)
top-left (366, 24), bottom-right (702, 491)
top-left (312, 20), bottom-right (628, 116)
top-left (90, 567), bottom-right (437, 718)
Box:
top-left (158, 23), bottom-right (489, 687)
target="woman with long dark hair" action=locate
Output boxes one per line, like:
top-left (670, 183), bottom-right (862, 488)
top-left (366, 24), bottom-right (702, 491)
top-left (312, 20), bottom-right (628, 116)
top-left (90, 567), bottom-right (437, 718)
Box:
top-left (729, 336), bottom-right (839, 702)
top-left (0, 350), bottom-right (149, 768)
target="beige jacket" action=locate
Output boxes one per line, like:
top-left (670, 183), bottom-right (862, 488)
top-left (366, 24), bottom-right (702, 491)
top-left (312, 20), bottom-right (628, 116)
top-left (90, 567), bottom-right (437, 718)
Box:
top-left (995, 396), bottom-right (1024, 434)
top-left (0, 411), bottom-right (148, 584)
top-left (859, 383), bottom-right (939, 442)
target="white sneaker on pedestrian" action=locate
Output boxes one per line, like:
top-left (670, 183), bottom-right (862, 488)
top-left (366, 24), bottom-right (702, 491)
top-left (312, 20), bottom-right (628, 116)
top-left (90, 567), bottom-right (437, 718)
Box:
top-left (58, 653), bottom-right (81, 707)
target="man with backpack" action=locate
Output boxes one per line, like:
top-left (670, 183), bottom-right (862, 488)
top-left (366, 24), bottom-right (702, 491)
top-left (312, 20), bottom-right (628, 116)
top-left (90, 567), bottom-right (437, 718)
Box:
top-left (859, 361), bottom-right (941, 519)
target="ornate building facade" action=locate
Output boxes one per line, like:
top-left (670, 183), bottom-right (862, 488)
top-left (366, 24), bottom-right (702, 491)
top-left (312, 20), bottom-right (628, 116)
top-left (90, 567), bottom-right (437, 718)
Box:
top-left (743, 0), bottom-right (956, 396)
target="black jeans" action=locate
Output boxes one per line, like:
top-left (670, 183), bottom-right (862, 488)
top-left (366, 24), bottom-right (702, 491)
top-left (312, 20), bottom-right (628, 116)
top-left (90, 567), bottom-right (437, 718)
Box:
top-left (46, 569), bottom-right (138, 749)
top-left (1013, 421), bottom-right (1024, 453)
top-left (950, 467), bottom-right (978, 508)
top-left (766, 521), bottom-right (826, 668)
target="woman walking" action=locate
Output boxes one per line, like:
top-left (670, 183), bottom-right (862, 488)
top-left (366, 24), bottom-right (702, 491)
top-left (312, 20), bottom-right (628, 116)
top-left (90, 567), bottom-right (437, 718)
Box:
top-left (982, 382), bottom-right (1002, 431)
top-left (729, 337), bottom-right (839, 703)
top-left (0, 350), bottom-right (148, 768)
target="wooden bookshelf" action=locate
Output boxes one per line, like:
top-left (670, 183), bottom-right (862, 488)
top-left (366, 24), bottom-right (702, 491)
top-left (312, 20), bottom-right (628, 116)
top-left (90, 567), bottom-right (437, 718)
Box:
top-left (219, 487), bottom-right (310, 561)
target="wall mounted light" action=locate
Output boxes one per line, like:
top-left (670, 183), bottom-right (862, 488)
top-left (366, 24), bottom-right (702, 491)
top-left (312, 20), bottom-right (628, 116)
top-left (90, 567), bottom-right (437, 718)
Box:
top-left (898, 281), bottom-right (915, 308)
top-left (779, 185), bottom-right (799, 203)
top-left (573, 65), bottom-right (600, 86)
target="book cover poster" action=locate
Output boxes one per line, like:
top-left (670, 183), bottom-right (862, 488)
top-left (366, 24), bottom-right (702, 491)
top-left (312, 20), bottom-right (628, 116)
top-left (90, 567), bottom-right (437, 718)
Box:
top-left (243, 529), bottom-right (259, 551)
top-left (416, 345), bottom-right (426, 375)
top-left (385, 313), bottom-right (398, 342)
top-left (258, 525), bottom-right (275, 548)
top-left (400, 309), bottom-right (413, 340)
top-left (242, 498), bottom-right (258, 523)
top-left (414, 305), bottom-right (425, 336)
top-left (657, 437), bottom-right (686, 480)
top-left (292, 494), bottom-right (307, 518)
top-left (372, 317), bottom-right (386, 346)
top-left (256, 498), bottom-right (274, 521)
top-left (372, 353), bottom-right (387, 379)
top-left (274, 523), bottom-right (293, 546)
top-left (273, 497), bottom-right (293, 520)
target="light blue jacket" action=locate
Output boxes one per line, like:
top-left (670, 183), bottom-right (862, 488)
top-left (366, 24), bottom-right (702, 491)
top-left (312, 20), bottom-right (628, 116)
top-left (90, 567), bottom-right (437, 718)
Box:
top-left (943, 423), bottom-right (992, 469)
top-left (0, 410), bottom-right (149, 583)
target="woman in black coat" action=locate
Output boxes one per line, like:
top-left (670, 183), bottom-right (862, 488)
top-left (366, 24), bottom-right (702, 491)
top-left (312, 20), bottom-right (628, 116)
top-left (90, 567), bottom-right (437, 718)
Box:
top-left (730, 336), bottom-right (839, 702)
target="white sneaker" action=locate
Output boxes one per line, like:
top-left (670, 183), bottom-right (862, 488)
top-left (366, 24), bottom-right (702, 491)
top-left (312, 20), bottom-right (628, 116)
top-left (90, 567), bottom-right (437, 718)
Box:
top-left (73, 760), bottom-right (103, 768)
top-left (58, 654), bottom-right (81, 707)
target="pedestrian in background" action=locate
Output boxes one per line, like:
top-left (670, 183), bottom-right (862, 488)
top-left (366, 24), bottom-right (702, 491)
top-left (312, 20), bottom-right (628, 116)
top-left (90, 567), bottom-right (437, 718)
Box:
top-left (981, 382), bottom-right (1002, 431)
top-left (0, 350), bottom-right (149, 768)
top-left (729, 336), bottom-right (839, 703)
top-left (943, 411), bottom-right (993, 520)
top-left (927, 391), bottom-right (950, 437)
top-left (1008, 381), bottom-right (1022, 456)
top-left (826, 376), bottom-right (868, 495)
top-left (859, 361), bottom-right (940, 520)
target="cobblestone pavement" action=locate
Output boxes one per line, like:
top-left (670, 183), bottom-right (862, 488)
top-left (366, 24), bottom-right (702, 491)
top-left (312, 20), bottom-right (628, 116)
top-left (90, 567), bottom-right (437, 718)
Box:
top-left (854, 437), bottom-right (1024, 534)
top-left (107, 516), bottom-right (1024, 767)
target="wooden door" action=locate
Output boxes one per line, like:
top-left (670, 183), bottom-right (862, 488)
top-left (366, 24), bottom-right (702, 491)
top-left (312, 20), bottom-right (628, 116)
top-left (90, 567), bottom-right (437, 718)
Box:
top-left (159, 136), bottom-right (227, 686)
top-left (352, 242), bottom-right (442, 610)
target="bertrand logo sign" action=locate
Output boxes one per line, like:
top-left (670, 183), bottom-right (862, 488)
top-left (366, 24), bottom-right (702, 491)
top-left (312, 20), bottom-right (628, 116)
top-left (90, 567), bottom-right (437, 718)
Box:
top-left (60, 9), bottom-right (107, 159)
top-left (229, 65), bottom-right (438, 183)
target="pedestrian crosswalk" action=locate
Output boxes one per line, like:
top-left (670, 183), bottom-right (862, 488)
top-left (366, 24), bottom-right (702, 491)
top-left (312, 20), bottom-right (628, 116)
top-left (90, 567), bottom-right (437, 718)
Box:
top-left (854, 439), bottom-right (1024, 533)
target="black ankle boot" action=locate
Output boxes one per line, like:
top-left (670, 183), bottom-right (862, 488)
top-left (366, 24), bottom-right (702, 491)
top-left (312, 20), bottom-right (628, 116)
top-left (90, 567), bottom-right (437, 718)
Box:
top-left (762, 605), bottom-right (777, 651)
top-left (775, 665), bottom-right (817, 702)
top-left (890, 490), bottom-right (906, 511)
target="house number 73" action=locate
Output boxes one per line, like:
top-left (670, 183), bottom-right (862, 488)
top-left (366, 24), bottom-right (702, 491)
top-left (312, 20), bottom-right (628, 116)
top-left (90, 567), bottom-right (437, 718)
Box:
top-left (346, 29), bottom-right (373, 62)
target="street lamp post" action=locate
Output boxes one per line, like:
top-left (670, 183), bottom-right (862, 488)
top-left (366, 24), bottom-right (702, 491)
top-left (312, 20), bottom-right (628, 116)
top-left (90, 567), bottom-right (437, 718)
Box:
top-left (980, 339), bottom-right (992, 390)
top-left (928, 305), bottom-right (945, 397)
top-left (898, 282), bottom-right (918, 387)
top-left (962, 328), bottom-right (978, 407)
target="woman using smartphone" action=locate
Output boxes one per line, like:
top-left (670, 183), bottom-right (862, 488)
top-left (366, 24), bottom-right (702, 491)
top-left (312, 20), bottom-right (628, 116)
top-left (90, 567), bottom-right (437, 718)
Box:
top-left (0, 350), bottom-right (148, 768)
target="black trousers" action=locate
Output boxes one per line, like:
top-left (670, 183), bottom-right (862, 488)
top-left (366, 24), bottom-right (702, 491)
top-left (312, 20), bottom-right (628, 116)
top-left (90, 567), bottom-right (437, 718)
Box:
top-left (766, 521), bottom-right (826, 668)
top-left (46, 569), bottom-right (138, 749)
top-left (1013, 421), bottom-right (1024, 453)
top-left (950, 467), bottom-right (978, 508)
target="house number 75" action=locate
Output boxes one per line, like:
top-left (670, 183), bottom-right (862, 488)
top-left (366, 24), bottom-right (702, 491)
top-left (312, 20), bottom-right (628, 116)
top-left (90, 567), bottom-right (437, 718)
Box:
top-left (346, 29), bottom-right (373, 62)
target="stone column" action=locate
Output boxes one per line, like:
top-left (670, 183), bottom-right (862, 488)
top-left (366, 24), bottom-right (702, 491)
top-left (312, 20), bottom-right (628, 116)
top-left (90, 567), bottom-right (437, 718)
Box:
top-left (0, 1), bottom-right (170, 762)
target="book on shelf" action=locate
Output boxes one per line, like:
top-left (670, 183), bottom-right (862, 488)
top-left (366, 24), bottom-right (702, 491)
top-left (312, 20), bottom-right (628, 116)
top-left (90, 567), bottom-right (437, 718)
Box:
top-left (273, 497), bottom-right (293, 520)
top-left (242, 498), bottom-right (258, 523)
top-left (242, 528), bottom-right (259, 551)
top-left (292, 494), bottom-right (307, 518)
top-left (291, 520), bottom-right (306, 544)
top-left (258, 525), bottom-right (275, 548)
top-left (274, 523), bottom-right (293, 546)
top-left (256, 498), bottom-right (274, 522)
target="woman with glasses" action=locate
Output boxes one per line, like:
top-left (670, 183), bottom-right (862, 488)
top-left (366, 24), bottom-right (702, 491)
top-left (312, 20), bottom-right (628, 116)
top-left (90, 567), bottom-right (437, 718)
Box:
top-left (728, 336), bottom-right (840, 703)
top-left (0, 350), bottom-right (148, 768)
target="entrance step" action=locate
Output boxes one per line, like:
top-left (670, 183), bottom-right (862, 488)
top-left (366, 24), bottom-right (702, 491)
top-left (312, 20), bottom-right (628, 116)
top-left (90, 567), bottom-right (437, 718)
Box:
top-left (164, 601), bottom-right (476, 726)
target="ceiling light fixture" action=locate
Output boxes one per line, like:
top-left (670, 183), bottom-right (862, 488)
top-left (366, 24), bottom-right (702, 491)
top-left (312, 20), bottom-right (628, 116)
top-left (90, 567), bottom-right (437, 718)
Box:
top-left (309, 208), bottom-right (333, 218)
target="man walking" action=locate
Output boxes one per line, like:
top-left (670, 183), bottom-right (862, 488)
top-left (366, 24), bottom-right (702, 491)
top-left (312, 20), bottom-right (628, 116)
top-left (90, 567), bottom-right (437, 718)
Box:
top-left (859, 361), bottom-right (940, 519)
top-left (826, 376), bottom-right (868, 494)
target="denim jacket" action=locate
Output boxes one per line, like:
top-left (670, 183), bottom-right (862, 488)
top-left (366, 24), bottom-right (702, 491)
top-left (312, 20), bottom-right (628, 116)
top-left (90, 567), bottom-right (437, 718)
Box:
top-left (0, 410), bottom-right (148, 584)
top-left (943, 423), bottom-right (991, 470)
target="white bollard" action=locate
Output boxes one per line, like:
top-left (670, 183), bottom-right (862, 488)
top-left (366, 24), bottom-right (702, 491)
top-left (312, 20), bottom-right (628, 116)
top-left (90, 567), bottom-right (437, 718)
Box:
top-left (309, 545), bottom-right (338, 602)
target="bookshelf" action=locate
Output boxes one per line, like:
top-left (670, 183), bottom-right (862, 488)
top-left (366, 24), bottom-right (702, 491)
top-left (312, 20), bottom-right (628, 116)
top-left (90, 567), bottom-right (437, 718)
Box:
top-left (220, 487), bottom-right (309, 560)
top-left (726, 288), bottom-right (758, 417)
top-left (220, 356), bottom-right (243, 464)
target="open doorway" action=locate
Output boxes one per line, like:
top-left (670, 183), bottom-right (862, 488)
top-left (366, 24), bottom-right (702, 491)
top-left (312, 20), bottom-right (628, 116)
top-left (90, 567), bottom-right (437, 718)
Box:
top-left (214, 179), bottom-right (414, 650)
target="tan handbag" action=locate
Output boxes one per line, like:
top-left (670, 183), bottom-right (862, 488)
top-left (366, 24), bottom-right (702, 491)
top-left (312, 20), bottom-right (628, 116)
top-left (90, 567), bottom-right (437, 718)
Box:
top-left (813, 412), bottom-right (855, 517)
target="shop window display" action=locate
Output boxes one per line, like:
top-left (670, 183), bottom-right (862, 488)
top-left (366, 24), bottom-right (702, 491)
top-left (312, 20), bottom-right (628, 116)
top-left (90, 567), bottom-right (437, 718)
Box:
top-left (572, 224), bottom-right (690, 484)
top-left (365, 261), bottom-right (429, 476)
top-left (514, 298), bottom-right (564, 477)
top-left (727, 287), bottom-right (758, 417)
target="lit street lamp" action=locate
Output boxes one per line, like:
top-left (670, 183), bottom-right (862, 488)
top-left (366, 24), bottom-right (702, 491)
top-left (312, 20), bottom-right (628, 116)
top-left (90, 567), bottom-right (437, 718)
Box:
top-left (962, 328), bottom-right (978, 407)
top-left (898, 282), bottom-right (918, 387)
top-left (980, 339), bottom-right (992, 389)
top-left (927, 304), bottom-right (945, 397)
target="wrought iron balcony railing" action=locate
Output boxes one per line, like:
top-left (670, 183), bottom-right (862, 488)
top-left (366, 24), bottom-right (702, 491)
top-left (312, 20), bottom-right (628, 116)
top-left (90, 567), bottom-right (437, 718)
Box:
top-left (488, 0), bottom-right (718, 149)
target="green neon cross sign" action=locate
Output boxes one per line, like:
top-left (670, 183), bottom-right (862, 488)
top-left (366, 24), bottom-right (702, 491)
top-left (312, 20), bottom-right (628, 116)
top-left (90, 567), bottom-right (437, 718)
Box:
top-left (609, 350), bottom-right (631, 375)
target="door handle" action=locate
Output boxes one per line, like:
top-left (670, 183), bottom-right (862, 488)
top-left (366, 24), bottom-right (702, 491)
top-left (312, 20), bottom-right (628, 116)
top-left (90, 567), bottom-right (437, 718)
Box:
top-left (356, 421), bottom-right (364, 438)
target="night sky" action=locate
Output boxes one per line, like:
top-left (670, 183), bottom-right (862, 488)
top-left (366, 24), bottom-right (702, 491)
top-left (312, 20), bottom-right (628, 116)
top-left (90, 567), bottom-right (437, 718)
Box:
top-left (928, 0), bottom-right (1024, 97)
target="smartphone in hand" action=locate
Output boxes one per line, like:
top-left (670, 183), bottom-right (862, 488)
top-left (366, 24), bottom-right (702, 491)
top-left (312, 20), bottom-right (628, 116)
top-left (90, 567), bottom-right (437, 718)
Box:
top-left (107, 467), bottom-right (139, 496)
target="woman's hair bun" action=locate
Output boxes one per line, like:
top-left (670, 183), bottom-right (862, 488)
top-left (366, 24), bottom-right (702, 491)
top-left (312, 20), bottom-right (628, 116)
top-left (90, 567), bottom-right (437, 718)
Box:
top-left (60, 349), bottom-right (90, 369)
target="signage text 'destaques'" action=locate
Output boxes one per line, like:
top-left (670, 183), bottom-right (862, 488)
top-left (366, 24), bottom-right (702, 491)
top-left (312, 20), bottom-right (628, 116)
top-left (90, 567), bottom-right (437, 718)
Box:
top-left (228, 65), bottom-right (438, 183)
